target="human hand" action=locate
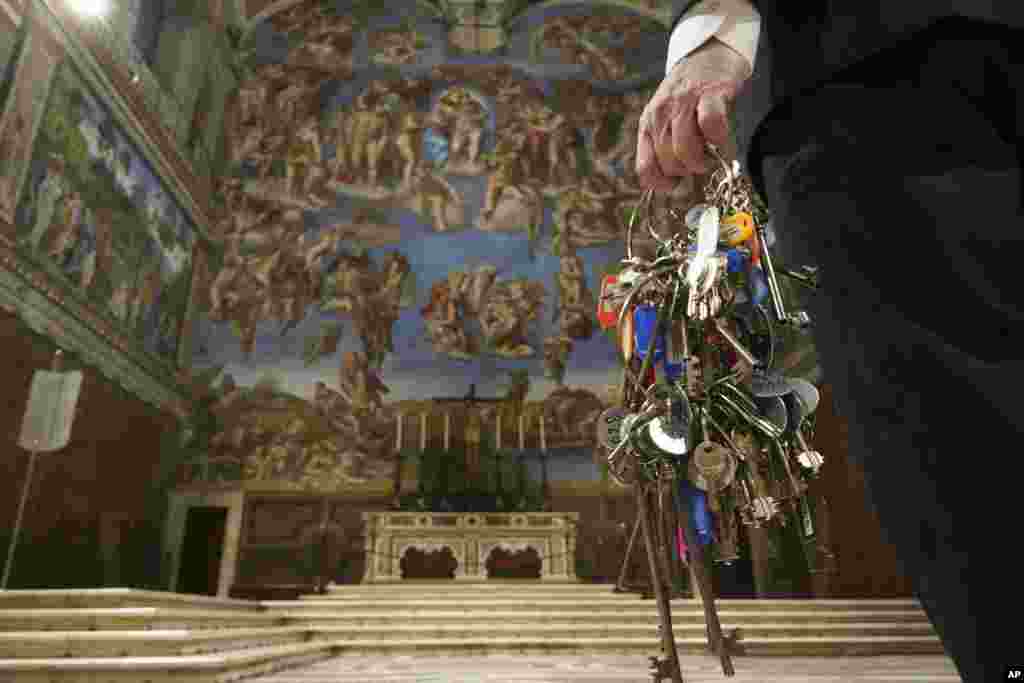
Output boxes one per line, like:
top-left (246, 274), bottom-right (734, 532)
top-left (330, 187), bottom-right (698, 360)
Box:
top-left (636, 38), bottom-right (752, 190)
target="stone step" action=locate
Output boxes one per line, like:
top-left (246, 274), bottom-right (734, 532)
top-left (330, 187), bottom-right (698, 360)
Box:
top-left (0, 635), bottom-right (946, 682)
top-left (0, 627), bottom-right (313, 658)
top-left (0, 589), bottom-right (263, 611)
top-left (310, 590), bottom-right (926, 606)
top-left (311, 621), bottom-right (936, 641)
top-left (322, 635), bottom-right (945, 657)
top-left (252, 654), bottom-right (964, 683)
top-left (321, 586), bottom-right (921, 607)
top-left (0, 620), bottom-right (936, 659)
top-left (320, 581), bottom-right (616, 594)
top-left (0, 608), bottom-right (286, 632)
top-left (305, 590), bottom-right (624, 601)
top-left (276, 609), bottom-right (930, 626)
top-left (0, 640), bottom-right (338, 683)
top-left (267, 598), bottom-right (929, 614)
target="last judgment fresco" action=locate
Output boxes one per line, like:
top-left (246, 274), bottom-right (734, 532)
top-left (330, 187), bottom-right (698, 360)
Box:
top-left (184, 0), bottom-right (819, 492)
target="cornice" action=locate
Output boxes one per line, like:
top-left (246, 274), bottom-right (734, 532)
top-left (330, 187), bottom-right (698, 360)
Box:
top-left (0, 234), bottom-right (192, 420)
top-left (35, 0), bottom-right (217, 245)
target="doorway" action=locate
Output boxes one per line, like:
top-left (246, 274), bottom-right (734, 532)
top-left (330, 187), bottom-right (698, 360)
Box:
top-left (177, 506), bottom-right (228, 596)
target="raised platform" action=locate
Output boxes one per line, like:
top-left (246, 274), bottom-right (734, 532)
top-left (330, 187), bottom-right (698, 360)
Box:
top-left (0, 584), bottom-right (948, 682)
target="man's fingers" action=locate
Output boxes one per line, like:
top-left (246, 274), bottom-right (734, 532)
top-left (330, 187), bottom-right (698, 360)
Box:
top-left (669, 103), bottom-right (708, 175)
top-left (636, 109), bottom-right (674, 191)
top-left (652, 100), bottom-right (690, 178)
top-left (636, 127), bottom-right (674, 191)
top-left (696, 88), bottom-right (733, 154)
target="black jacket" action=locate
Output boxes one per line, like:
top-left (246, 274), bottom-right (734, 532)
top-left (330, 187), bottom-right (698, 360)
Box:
top-left (670, 1), bottom-right (1024, 177)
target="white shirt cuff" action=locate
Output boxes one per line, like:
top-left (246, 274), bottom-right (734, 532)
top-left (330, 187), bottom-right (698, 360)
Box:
top-left (665, 0), bottom-right (761, 76)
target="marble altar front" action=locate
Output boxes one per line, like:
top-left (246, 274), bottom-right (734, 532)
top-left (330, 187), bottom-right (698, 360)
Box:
top-left (362, 512), bottom-right (579, 582)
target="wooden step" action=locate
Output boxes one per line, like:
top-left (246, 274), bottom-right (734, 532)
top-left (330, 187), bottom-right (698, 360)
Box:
top-left (0, 589), bottom-right (263, 611)
top-left (0, 641), bottom-right (338, 683)
top-left (0, 627), bottom-right (312, 658)
top-left (0, 608), bottom-right (285, 632)
top-left (275, 608), bottom-right (930, 627)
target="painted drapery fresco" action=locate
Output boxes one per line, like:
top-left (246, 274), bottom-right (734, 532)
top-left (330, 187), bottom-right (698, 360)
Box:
top-left (14, 55), bottom-right (196, 362)
top-left (186, 0), bottom-right (819, 494)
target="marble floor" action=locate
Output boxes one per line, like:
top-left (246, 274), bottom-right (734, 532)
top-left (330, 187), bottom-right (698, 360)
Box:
top-left (253, 655), bottom-right (962, 682)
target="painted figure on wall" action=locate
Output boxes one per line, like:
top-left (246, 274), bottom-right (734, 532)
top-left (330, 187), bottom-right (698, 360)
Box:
top-left (431, 86), bottom-right (487, 174)
top-left (25, 154), bottom-right (70, 250)
top-left (410, 161), bottom-right (463, 232)
top-left (0, 7), bottom-right (18, 80)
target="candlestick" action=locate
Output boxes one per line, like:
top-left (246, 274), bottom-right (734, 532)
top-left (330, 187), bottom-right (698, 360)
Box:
top-left (420, 412), bottom-right (427, 452)
top-left (396, 412), bottom-right (403, 451)
top-left (496, 411), bottom-right (502, 451)
top-left (519, 413), bottom-right (525, 450)
top-left (539, 414), bottom-right (546, 452)
top-left (443, 412), bottom-right (450, 451)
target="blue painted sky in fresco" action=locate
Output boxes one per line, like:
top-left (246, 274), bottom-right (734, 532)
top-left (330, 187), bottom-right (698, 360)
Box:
top-left (192, 199), bottom-right (625, 402)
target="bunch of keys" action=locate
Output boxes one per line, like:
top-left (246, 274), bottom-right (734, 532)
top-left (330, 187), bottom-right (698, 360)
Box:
top-left (794, 428), bottom-right (825, 475)
top-left (683, 148), bottom-right (753, 321)
top-left (684, 204), bottom-right (727, 320)
top-left (736, 477), bottom-right (780, 526)
top-left (690, 145), bottom-right (814, 329)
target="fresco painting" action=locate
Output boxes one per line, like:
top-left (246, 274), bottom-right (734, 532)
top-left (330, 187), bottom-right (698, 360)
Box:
top-left (184, 0), bottom-right (819, 493)
top-left (0, 31), bottom-right (56, 226)
top-left (0, 0), bottom-right (22, 25)
top-left (14, 57), bottom-right (196, 363)
top-left (113, 0), bottom-right (160, 71)
top-left (0, 5), bottom-right (18, 91)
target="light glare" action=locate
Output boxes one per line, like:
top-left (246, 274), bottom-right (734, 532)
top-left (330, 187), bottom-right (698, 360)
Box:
top-left (71, 0), bottom-right (109, 18)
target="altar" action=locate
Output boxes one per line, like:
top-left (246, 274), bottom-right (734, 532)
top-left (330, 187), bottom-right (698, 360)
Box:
top-left (362, 512), bottom-right (579, 582)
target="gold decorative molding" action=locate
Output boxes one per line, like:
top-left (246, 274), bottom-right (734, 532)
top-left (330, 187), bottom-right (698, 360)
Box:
top-left (0, 235), bottom-right (192, 418)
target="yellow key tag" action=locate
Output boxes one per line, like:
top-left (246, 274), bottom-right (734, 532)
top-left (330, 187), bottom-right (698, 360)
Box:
top-left (720, 211), bottom-right (755, 246)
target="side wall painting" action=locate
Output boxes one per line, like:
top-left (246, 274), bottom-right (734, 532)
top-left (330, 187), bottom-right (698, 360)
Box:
top-left (13, 53), bottom-right (196, 363)
top-left (0, 5), bottom-right (19, 87)
top-left (0, 24), bottom-right (56, 227)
